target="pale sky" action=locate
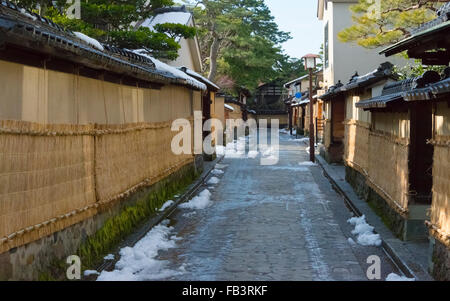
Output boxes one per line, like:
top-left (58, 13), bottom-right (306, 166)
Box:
top-left (264, 0), bottom-right (323, 60)
top-left (177, 0), bottom-right (323, 60)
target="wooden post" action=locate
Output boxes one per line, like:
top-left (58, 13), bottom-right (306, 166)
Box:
top-left (309, 68), bottom-right (315, 162)
top-left (289, 105), bottom-right (293, 135)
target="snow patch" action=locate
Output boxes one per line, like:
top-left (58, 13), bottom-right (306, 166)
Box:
top-left (292, 137), bottom-right (310, 143)
top-left (74, 32), bottom-right (104, 51)
top-left (386, 273), bottom-right (415, 281)
top-left (247, 150), bottom-right (259, 159)
top-left (84, 270), bottom-right (99, 276)
top-left (298, 161), bottom-right (317, 166)
top-left (182, 68), bottom-right (220, 90)
top-left (224, 104), bottom-right (235, 111)
top-left (223, 141), bottom-right (246, 158)
top-left (215, 164), bottom-right (228, 170)
top-left (347, 215), bottom-right (382, 246)
top-left (179, 189), bottom-right (212, 210)
top-left (104, 254), bottom-right (114, 260)
top-left (216, 145), bottom-right (225, 156)
top-left (159, 200), bottom-right (174, 212)
top-left (211, 169), bottom-right (224, 175)
top-left (347, 238), bottom-right (356, 246)
top-left (97, 221), bottom-right (183, 281)
top-left (133, 50), bottom-right (206, 90)
top-left (207, 177), bottom-right (220, 185)
top-left (20, 8), bottom-right (37, 21)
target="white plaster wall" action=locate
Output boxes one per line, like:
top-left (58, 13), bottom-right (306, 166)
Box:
top-left (323, 1), bottom-right (407, 89)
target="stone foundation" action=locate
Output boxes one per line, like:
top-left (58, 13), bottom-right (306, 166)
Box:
top-left (430, 238), bottom-right (450, 281)
top-left (320, 142), bottom-right (344, 164)
top-left (0, 161), bottom-right (200, 281)
top-left (345, 165), bottom-right (428, 241)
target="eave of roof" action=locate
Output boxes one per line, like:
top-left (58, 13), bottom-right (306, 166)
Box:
top-left (224, 104), bottom-right (234, 111)
top-left (284, 69), bottom-right (323, 88)
top-left (355, 71), bottom-right (445, 110)
top-left (180, 67), bottom-right (220, 91)
top-left (320, 63), bottom-right (396, 101)
top-left (0, 2), bottom-right (209, 91)
top-left (355, 92), bottom-right (403, 109)
top-left (381, 3), bottom-right (450, 57)
top-left (381, 20), bottom-right (450, 57)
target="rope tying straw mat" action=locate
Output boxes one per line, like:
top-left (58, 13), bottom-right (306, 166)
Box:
top-left (0, 119), bottom-right (194, 253)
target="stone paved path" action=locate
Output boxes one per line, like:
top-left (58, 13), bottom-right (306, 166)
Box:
top-left (155, 132), bottom-right (401, 281)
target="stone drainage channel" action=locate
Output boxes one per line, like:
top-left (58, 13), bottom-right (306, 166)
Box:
top-left (89, 156), bottom-right (224, 279)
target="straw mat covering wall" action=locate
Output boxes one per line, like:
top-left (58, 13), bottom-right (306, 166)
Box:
top-left (95, 121), bottom-right (194, 204)
top-left (427, 137), bottom-right (450, 247)
top-left (0, 120), bottom-right (194, 253)
top-left (0, 120), bottom-right (96, 253)
top-left (344, 120), bottom-right (370, 175)
top-left (368, 131), bottom-right (409, 215)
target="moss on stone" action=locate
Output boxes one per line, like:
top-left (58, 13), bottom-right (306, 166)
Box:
top-left (37, 258), bottom-right (67, 281)
top-left (77, 164), bottom-right (199, 270)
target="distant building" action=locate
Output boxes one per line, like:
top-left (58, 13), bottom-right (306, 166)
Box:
top-left (254, 82), bottom-right (284, 112)
top-left (284, 70), bottom-right (325, 138)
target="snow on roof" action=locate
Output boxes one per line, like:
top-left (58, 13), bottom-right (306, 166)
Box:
top-left (180, 67), bottom-right (220, 90)
top-left (140, 11), bottom-right (192, 33)
top-left (133, 49), bottom-right (206, 90)
top-left (284, 74), bottom-right (309, 88)
top-left (224, 104), bottom-right (234, 111)
top-left (284, 69), bottom-right (324, 88)
top-left (74, 32), bottom-right (104, 51)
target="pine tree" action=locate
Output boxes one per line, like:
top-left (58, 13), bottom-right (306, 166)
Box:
top-left (338, 0), bottom-right (446, 48)
top-left (14, 0), bottom-right (196, 60)
top-left (191, 0), bottom-right (290, 90)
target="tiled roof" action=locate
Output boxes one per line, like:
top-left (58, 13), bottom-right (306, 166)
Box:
top-left (320, 62), bottom-right (396, 101)
top-left (0, 1), bottom-right (205, 90)
top-left (356, 71), bottom-right (442, 109)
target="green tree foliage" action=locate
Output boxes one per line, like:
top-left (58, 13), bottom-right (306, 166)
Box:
top-left (189, 0), bottom-right (291, 90)
top-left (393, 53), bottom-right (447, 79)
top-left (338, 0), bottom-right (444, 48)
top-left (13, 0), bottom-right (195, 60)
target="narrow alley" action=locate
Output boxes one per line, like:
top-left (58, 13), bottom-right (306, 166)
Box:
top-left (97, 132), bottom-right (403, 281)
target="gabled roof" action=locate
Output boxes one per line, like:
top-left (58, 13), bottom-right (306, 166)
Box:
top-left (381, 3), bottom-right (450, 64)
top-left (284, 69), bottom-right (323, 88)
top-left (138, 5), bottom-right (203, 71)
top-left (140, 6), bottom-right (192, 42)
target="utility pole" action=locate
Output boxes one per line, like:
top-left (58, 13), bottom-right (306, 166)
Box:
top-left (308, 67), bottom-right (315, 162)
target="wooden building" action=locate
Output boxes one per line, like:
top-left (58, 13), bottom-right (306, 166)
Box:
top-left (378, 3), bottom-right (450, 280)
top-left (319, 62), bottom-right (397, 163)
top-left (0, 2), bottom-right (207, 280)
top-left (179, 67), bottom-right (221, 158)
top-left (284, 70), bottom-right (325, 138)
top-left (315, 3), bottom-right (450, 279)
top-left (318, 2), bottom-right (450, 280)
